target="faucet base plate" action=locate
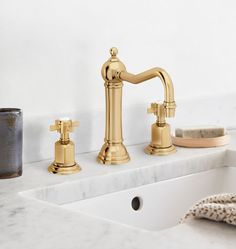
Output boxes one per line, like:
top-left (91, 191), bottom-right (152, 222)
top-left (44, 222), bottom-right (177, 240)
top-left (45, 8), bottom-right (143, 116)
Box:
top-left (48, 162), bottom-right (81, 175)
top-left (97, 142), bottom-right (130, 165)
top-left (144, 144), bottom-right (176, 156)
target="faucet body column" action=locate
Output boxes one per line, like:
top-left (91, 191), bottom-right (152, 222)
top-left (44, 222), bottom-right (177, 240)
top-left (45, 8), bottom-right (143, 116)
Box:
top-left (104, 81), bottom-right (123, 144)
top-left (97, 48), bottom-right (130, 165)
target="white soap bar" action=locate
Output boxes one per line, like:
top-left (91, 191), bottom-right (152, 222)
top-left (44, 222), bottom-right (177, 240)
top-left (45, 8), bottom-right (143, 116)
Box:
top-left (175, 126), bottom-right (226, 138)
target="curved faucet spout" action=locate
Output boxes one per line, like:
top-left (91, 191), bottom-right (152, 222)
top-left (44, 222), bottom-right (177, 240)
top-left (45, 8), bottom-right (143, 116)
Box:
top-left (118, 67), bottom-right (176, 117)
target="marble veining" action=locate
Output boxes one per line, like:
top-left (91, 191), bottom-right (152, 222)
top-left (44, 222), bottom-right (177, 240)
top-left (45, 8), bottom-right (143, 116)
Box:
top-left (23, 149), bottom-right (225, 205)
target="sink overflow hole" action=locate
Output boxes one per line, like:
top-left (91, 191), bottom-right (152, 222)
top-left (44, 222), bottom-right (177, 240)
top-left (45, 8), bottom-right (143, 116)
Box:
top-left (131, 196), bottom-right (142, 211)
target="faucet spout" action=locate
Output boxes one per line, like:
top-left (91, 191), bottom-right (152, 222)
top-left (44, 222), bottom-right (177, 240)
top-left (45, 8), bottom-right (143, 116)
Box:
top-left (119, 68), bottom-right (176, 117)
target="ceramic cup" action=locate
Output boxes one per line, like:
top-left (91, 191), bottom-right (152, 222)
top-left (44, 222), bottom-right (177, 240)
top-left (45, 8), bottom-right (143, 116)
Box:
top-left (0, 108), bottom-right (23, 179)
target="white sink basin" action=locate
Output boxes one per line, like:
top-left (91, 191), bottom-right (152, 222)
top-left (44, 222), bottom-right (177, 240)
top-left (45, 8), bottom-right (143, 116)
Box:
top-left (62, 167), bottom-right (236, 231)
top-left (21, 164), bottom-right (236, 232)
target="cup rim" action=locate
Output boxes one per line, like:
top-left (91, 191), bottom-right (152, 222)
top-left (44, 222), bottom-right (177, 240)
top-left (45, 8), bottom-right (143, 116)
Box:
top-left (0, 108), bottom-right (22, 114)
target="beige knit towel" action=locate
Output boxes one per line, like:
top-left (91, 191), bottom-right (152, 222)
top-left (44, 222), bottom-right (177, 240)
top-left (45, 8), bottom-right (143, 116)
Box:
top-left (181, 193), bottom-right (236, 226)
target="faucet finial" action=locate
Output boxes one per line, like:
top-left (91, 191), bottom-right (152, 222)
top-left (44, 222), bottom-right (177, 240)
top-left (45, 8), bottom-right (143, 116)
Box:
top-left (101, 47), bottom-right (126, 82)
top-left (110, 47), bottom-right (118, 57)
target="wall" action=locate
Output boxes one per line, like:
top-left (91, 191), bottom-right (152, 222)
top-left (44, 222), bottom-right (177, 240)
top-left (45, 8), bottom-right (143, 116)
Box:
top-left (1, 0), bottom-right (236, 163)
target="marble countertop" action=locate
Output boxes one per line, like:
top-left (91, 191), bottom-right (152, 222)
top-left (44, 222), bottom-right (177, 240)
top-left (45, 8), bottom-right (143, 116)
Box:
top-left (1, 134), bottom-right (236, 249)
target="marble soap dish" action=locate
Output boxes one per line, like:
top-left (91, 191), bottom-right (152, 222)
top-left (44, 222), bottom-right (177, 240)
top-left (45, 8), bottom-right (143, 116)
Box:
top-left (172, 126), bottom-right (230, 148)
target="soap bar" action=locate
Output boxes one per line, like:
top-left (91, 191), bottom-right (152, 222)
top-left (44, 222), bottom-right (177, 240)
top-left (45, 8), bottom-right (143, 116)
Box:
top-left (175, 126), bottom-right (225, 138)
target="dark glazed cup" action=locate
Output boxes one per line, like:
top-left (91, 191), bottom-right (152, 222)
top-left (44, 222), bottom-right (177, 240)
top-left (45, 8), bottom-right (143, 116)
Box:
top-left (0, 108), bottom-right (23, 179)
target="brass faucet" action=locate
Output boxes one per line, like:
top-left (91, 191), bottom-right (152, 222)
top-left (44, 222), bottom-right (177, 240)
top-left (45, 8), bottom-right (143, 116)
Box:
top-left (97, 47), bottom-right (176, 165)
